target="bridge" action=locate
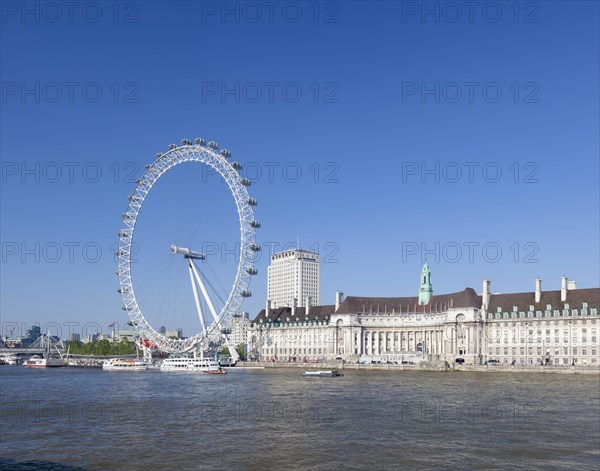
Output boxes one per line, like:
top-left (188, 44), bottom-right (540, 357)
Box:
top-left (0, 348), bottom-right (50, 355)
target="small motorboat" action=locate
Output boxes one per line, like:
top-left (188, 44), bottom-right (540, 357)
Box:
top-left (203, 366), bottom-right (226, 375)
top-left (303, 370), bottom-right (343, 377)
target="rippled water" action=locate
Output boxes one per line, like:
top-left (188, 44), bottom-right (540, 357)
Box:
top-left (1, 367), bottom-right (599, 470)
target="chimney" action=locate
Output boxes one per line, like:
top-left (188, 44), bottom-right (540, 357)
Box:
top-left (335, 291), bottom-right (344, 311)
top-left (265, 299), bottom-right (271, 318)
top-left (561, 276), bottom-right (568, 302)
top-left (482, 279), bottom-right (491, 311)
top-left (305, 296), bottom-right (311, 316)
top-left (535, 278), bottom-right (542, 303)
top-left (291, 297), bottom-right (297, 318)
top-left (568, 280), bottom-right (577, 290)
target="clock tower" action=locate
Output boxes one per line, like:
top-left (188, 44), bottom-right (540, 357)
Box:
top-left (418, 261), bottom-right (433, 306)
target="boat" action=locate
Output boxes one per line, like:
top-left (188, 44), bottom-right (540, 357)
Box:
top-left (160, 355), bottom-right (224, 373)
top-left (67, 359), bottom-right (103, 368)
top-left (1, 354), bottom-right (20, 365)
top-left (22, 334), bottom-right (67, 368)
top-left (102, 359), bottom-right (148, 371)
top-left (23, 355), bottom-right (66, 368)
top-left (303, 370), bottom-right (343, 377)
top-left (202, 366), bottom-right (226, 375)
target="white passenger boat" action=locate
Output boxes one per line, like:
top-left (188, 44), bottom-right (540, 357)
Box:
top-left (1, 354), bottom-right (20, 365)
top-left (303, 370), bottom-right (343, 377)
top-left (23, 355), bottom-right (66, 368)
top-left (160, 356), bottom-right (225, 373)
top-left (102, 359), bottom-right (148, 371)
top-left (22, 334), bottom-right (67, 368)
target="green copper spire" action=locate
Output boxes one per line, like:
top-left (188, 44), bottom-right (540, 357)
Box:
top-left (418, 261), bottom-right (433, 306)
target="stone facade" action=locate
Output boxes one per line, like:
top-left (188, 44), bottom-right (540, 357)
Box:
top-left (246, 276), bottom-right (599, 366)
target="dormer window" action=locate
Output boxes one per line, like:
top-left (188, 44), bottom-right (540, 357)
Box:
top-left (546, 304), bottom-right (552, 311)
top-left (513, 306), bottom-right (518, 312)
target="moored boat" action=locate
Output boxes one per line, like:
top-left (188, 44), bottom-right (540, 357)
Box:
top-left (23, 355), bottom-right (66, 368)
top-left (1, 354), bottom-right (20, 365)
top-left (67, 359), bottom-right (103, 368)
top-left (22, 333), bottom-right (67, 368)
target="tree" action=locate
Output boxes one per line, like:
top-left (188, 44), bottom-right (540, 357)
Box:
top-left (97, 340), bottom-right (111, 356)
top-left (235, 343), bottom-right (246, 360)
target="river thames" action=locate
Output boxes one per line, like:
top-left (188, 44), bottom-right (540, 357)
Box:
top-left (1, 367), bottom-right (599, 470)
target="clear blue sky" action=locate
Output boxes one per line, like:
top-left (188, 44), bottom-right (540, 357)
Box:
top-left (1, 1), bottom-right (599, 339)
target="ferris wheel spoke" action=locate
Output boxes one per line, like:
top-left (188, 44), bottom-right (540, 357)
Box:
top-left (188, 262), bottom-right (207, 338)
top-left (190, 260), bottom-right (220, 326)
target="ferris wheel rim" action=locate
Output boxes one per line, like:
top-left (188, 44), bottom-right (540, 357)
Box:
top-left (116, 142), bottom-right (257, 354)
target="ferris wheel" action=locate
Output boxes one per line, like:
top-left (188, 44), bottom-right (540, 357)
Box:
top-left (116, 138), bottom-right (260, 358)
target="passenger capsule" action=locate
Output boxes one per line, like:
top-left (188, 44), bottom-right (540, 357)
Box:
top-left (247, 198), bottom-right (257, 206)
top-left (250, 243), bottom-right (261, 252)
top-left (221, 149), bottom-right (231, 158)
top-left (246, 268), bottom-right (258, 275)
top-left (231, 161), bottom-right (242, 170)
top-left (195, 138), bottom-right (205, 145)
top-left (241, 290), bottom-right (252, 297)
top-left (208, 141), bottom-right (219, 149)
top-left (240, 178), bottom-right (251, 186)
top-left (250, 220), bottom-right (261, 228)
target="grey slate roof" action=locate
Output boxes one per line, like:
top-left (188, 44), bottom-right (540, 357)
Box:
top-left (487, 288), bottom-right (599, 313)
top-left (253, 305), bottom-right (336, 323)
top-left (336, 288), bottom-right (482, 315)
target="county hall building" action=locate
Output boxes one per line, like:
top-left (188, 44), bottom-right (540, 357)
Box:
top-left (246, 263), bottom-right (599, 366)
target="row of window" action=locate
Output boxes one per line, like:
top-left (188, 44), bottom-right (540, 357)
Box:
top-left (490, 308), bottom-right (597, 320)
top-left (497, 303), bottom-right (591, 313)
top-left (494, 336), bottom-right (597, 344)
top-left (489, 347), bottom-right (598, 356)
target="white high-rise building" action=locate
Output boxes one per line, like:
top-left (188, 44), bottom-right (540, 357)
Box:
top-left (267, 249), bottom-right (320, 308)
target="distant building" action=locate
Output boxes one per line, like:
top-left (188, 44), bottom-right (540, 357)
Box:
top-left (114, 330), bottom-right (137, 342)
top-left (87, 332), bottom-right (111, 343)
top-left (69, 333), bottom-right (81, 342)
top-left (228, 312), bottom-right (251, 351)
top-left (166, 328), bottom-right (183, 339)
top-left (267, 248), bottom-right (320, 309)
top-left (159, 326), bottom-right (166, 334)
top-left (6, 325), bottom-right (43, 348)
